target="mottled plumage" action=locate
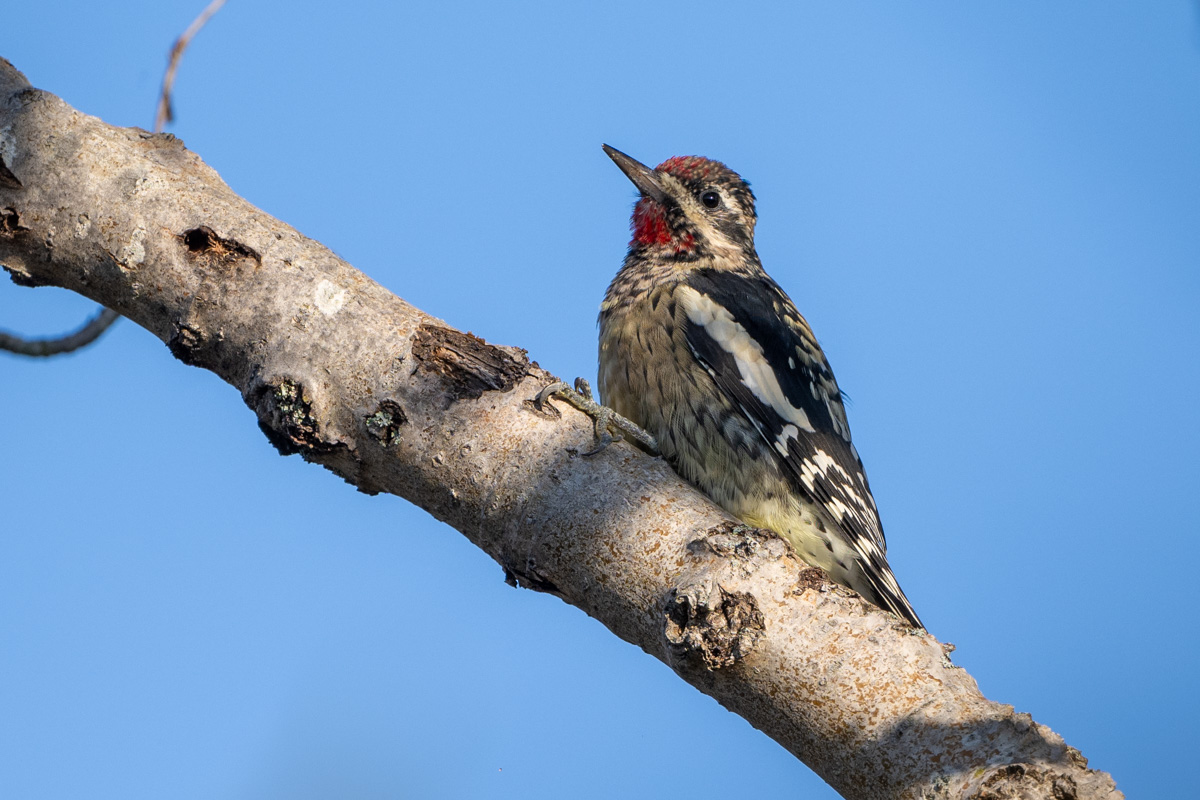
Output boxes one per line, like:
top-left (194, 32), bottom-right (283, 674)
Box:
top-left (597, 145), bottom-right (922, 628)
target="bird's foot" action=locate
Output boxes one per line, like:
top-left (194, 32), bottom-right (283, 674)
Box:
top-left (533, 378), bottom-right (659, 456)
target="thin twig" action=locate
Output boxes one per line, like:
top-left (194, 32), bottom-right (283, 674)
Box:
top-left (154, 0), bottom-right (228, 133)
top-left (1, 0), bottom-right (226, 357)
top-left (0, 307), bottom-right (120, 356)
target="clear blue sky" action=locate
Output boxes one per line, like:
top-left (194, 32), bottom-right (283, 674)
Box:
top-left (4, 2), bottom-right (1198, 797)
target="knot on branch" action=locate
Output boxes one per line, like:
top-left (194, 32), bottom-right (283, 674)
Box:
top-left (793, 566), bottom-right (833, 594)
top-left (503, 557), bottom-right (562, 597)
top-left (178, 226), bottom-right (260, 270)
top-left (364, 400), bottom-right (408, 446)
top-left (664, 581), bottom-right (765, 671)
top-left (412, 323), bottom-right (529, 403)
top-left (167, 322), bottom-right (205, 366)
top-left (688, 521), bottom-right (782, 561)
top-left (1, 206), bottom-right (27, 238)
top-left (965, 762), bottom-right (1079, 800)
top-left (250, 377), bottom-right (343, 457)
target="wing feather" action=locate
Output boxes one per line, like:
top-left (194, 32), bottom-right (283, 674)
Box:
top-left (677, 269), bottom-right (921, 627)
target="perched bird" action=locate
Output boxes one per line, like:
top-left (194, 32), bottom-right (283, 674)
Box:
top-left (594, 144), bottom-right (922, 628)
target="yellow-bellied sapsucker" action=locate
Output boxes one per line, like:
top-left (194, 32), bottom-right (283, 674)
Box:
top-left (596, 145), bottom-right (922, 628)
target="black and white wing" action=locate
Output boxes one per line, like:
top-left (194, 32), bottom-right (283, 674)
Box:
top-left (676, 268), bottom-right (922, 627)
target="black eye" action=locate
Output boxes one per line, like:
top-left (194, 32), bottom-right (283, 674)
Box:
top-left (700, 190), bottom-right (721, 209)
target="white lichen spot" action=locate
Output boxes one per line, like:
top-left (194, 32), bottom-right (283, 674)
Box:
top-left (75, 214), bottom-right (91, 239)
top-left (120, 226), bottom-right (147, 268)
top-left (315, 279), bottom-right (348, 316)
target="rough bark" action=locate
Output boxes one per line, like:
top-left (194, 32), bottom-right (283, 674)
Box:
top-left (0, 58), bottom-right (1121, 800)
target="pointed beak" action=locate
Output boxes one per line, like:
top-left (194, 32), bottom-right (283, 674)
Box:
top-left (602, 144), bottom-right (667, 204)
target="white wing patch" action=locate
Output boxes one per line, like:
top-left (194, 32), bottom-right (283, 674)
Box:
top-left (799, 449), bottom-right (871, 513)
top-left (798, 446), bottom-right (884, 550)
top-left (777, 424), bottom-right (799, 455)
top-left (679, 286), bottom-right (816, 443)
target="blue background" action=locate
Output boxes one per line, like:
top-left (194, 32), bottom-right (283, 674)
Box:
top-left (4, 2), bottom-right (1197, 797)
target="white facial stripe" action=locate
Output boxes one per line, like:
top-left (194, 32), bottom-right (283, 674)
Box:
top-left (679, 287), bottom-right (817, 434)
top-left (659, 172), bottom-right (744, 259)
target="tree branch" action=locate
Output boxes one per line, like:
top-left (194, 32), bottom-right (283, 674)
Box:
top-left (0, 58), bottom-right (1121, 800)
top-left (1, 0), bottom-right (227, 357)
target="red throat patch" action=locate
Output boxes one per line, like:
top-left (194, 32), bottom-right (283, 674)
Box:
top-left (632, 198), bottom-right (671, 246)
top-left (631, 198), bottom-right (695, 252)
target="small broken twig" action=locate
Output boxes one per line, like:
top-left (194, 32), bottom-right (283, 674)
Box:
top-left (154, 0), bottom-right (228, 132)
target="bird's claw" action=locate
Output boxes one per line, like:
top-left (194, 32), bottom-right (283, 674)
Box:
top-left (580, 405), bottom-right (617, 456)
top-left (534, 378), bottom-right (659, 456)
top-left (533, 381), bottom-right (570, 417)
top-left (572, 377), bottom-right (595, 401)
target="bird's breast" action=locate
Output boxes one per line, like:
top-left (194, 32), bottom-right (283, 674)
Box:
top-left (598, 291), bottom-right (774, 499)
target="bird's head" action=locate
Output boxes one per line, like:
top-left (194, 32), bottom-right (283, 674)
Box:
top-left (603, 145), bottom-right (757, 262)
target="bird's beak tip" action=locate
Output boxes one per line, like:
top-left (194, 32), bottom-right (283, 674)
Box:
top-left (602, 144), bottom-right (665, 203)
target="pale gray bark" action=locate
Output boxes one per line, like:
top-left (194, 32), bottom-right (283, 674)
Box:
top-left (0, 0), bottom-right (222, 357)
top-left (0, 58), bottom-right (1121, 800)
